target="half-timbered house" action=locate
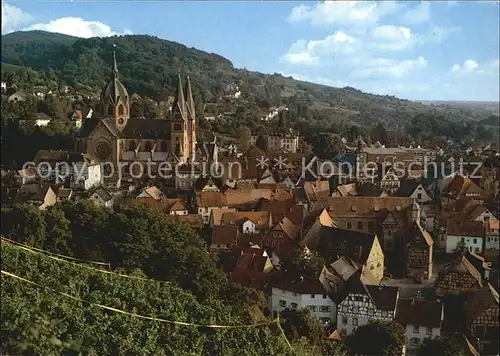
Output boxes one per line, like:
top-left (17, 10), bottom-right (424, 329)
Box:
top-left (405, 221), bottom-right (434, 281)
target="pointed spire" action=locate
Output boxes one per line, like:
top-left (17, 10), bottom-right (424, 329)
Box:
top-left (111, 44), bottom-right (119, 79)
top-left (172, 73), bottom-right (185, 119)
top-left (184, 75), bottom-right (196, 120)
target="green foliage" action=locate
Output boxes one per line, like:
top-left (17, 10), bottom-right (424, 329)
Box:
top-left (311, 133), bottom-right (343, 159)
top-left (1, 242), bottom-right (292, 355)
top-left (256, 135), bottom-right (268, 152)
top-left (345, 320), bottom-right (406, 356)
top-left (279, 308), bottom-right (325, 346)
top-left (417, 336), bottom-right (466, 356)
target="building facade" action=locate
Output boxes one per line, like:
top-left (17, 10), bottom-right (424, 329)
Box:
top-left (76, 50), bottom-right (197, 177)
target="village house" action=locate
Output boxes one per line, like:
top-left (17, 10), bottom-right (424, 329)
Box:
top-left (442, 175), bottom-right (486, 203)
top-left (395, 180), bottom-right (433, 204)
top-left (440, 220), bottom-right (485, 254)
top-left (8, 90), bottom-right (32, 103)
top-left (249, 128), bottom-right (300, 153)
top-left (195, 191), bottom-right (229, 224)
top-left (463, 284), bottom-right (499, 355)
top-left (34, 150), bottom-right (101, 190)
top-left (336, 273), bottom-right (399, 335)
top-left (405, 221), bottom-right (434, 281)
top-left (435, 254), bottom-right (484, 298)
top-left (268, 273), bottom-right (336, 326)
top-left (395, 299), bottom-right (444, 351)
top-left (210, 225), bottom-right (239, 250)
top-left (14, 184), bottom-right (57, 210)
top-left (312, 197), bottom-right (415, 252)
top-left (379, 167), bottom-right (401, 194)
top-left (90, 188), bottom-right (114, 208)
top-left (486, 220), bottom-right (500, 250)
top-left (19, 112), bottom-right (52, 128)
top-left (307, 224), bottom-right (385, 283)
top-left (227, 246), bottom-right (275, 290)
top-left (220, 211), bottom-right (272, 234)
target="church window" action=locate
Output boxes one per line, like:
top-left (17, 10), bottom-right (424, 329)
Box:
top-left (118, 104), bottom-right (124, 115)
top-left (107, 105), bottom-right (114, 116)
top-left (145, 141), bottom-right (152, 151)
top-left (117, 117), bottom-right (124, 125)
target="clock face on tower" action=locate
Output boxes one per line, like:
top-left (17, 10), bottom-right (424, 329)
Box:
top-left (95, 141), bottom-right (112, 160)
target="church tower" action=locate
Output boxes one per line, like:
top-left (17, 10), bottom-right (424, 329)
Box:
top-left (100, 47), bottom-right (130, 131)
top-left (184, 75), bottom-right (196, 162)
top-left (170, 74), bottom-right (189, 161)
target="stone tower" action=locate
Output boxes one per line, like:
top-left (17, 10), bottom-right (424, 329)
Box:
top-left (100, 48), bottom-right (130, 131)
top-left (184, 75), bottom-right (196, 162)
top-left (170, 74), bottom-right (189, 162)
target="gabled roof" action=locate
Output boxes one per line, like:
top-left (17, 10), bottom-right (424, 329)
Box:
top-left (406, 221), bottom-right (433, 247)
top-left (270, 272), bottom-right (328, 295)
top-left (394, 179), bottom-right (422, 197)
top-left (271, 217), bottom-right (298, 240)
top-left (210, 208), bottom-right (237, 226)
top-left (334, 183), bottom-right (358, 197)
top-left (317, 226), bottom-right (379, 264)
top-left (211, 225), bottom-right (239, 246)
top-left (93, 188), bottom-right (113, 202)
top-left (395, 299), bottom-right (443, 327)
top-left (365, 285), bottom-right (399, 311)
top-left (139, 186), bottom-right (163, 200)
top-left (221, 211), bottom-right (271, 229)
top-left (464, 283), bottom-right (499, 323)
top-left (313, 197), bottom-right (413, 219)
top-left (195, 191), bottom-right (227, 207)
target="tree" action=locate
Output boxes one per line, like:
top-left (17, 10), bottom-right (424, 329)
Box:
top-left (256, 135), bottom-right (268, 152)
top-left (279, 308), bottom-right (325, 346)
top-left (345, 320), bottom-right (405, 356)
top-left (370, 122), bottom-right (389, 145)
top-left (312, 133), bottom-right (343, 159)
top-left (417, 336), bottom-right (466, 356)
top-left (236, 126), bottom-right (251, 151)
top-left (1, 205), bottom-right (46, 247)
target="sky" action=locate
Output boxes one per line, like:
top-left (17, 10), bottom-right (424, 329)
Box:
top-left (2, 0), bottom-right (499, 101)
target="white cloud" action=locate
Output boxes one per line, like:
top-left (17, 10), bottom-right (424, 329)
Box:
top-left (281, 32), bottom-right (358, 65)
top-left (423, 26), bottom-right (460, 43)
top-left (351, 56), bottom-right (428, 78)
top-left (23, 17), bottom-right (132, 38)
top-left (1, 2), bottom-right (33, 34)
top-left (400, 1), bottom-right (431, 25)
top-left (370, 25), bottom-right (414, 51)
top-left (288, 1), bottom-right (401, 27)
top-left (449, 59), bottom-right (499, 77)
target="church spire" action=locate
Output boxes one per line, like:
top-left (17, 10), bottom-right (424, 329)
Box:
top-left (184, 75), bottom-right (195, 120)
top-left (171, 73), bottom-right (185, 119)
top-left (111, 44), bottom-right (119, 79)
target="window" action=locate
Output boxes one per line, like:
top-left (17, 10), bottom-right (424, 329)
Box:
top-left (417, 193), bottom-right (422, 200)
top-left (354, 296), bottom-right (363, 302)
top-left (342, 316), bottom-right (348, 325)
top-left (118, 104), bottom-right (124, 115)
top-left (290, 303), bottom-right (298, 310)
top-left (311, 294), bottom-right (315, 299)
top-left (279, 300), bottom-right (286, 308)
top-left (413, 325), bottom-right (420, 333)
top-left (129, 140), bottom-right (137, 150)
top-left (411, 338), bottom-right (420, 348)
top-left (319, 317), bottom-right (331, 325)
top-left (308, 305), bottom-right (318, 312)
top-left (475, 247), bottom-right (480, 253)
top-left (352, 318), bottom-right (358, 326)
top-left (145, 141), bottom-right (152, 151)
top-left (347, 222), bottom-right (352, 229)
top-left (353, 306), bottom-right (359, 313)
top-left (319, 306), bottom-right (331, 312)
top-left (367, 307), bottom-right (374, 314)
top-left (322, 294), bottom-right (327, 299)
top-left (357, 222), bottom-right (363, 230)
top-left (387, 230), bottom-right (392, 236)
top-left (426, 327), bottom-right (432, 336)
top-left (174, 123), bottom-right (182, 131)
top-left (473, 238), bottom-right (477, 244)
top-left (160, 141), bottom-right (168, 152)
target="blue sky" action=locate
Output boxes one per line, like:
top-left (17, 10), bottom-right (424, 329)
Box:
top-left (2, 1), bottom-right (499, 101)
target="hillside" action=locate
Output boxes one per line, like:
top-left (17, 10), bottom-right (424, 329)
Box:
top-left (0, 30), bottom-right (495, 129)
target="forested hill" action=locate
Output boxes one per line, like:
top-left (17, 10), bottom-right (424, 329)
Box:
top-left (1, 30), bottom-right (497, 128)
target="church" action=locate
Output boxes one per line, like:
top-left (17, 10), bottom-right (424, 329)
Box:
top-left (75, 50), bottom-right (197, 175)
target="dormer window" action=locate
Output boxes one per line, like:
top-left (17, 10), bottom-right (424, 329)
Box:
top-left (351, 206), bottom-right (357, 212)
